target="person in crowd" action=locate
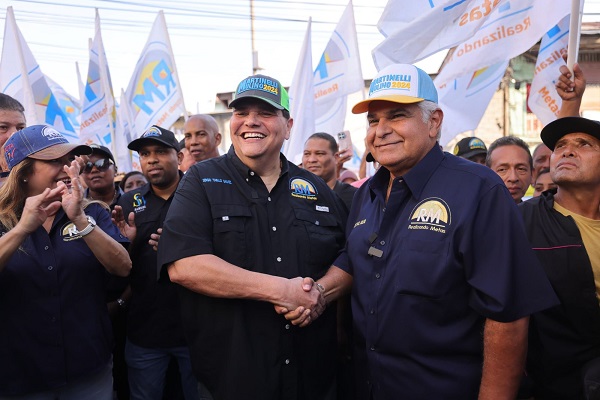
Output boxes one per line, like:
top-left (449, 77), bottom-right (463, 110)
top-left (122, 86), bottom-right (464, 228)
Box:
top-left (157, 74), bottom-right (347, 400)
top-left (519, 62), bottom-right (600, 399)
top-left (81, 143), bottom-right (130, 399)
top-left (283, 64), bottom-right (558, 399)
top-left (82, 144), bottom-right (122, 208)
top-left (532, 168), bottom-right (556, 197)
top-left (303, 132), bottom-right (357, 211)
top-left (178, 139), bottom-right (197, 173)
top-left (120, 170), bottom-right (148, 193)
top-left (532, 143), bottom-right (552, 183)
top-left (486, 136), bottom-right (533, 203)
top-left (453, 136), bottom-right (488, 165)
top-left (183, 114), bottom-right (222, 163)
top-left (113, 126), bottom-right (200, 400)
top-left (0, 94), bottom-right (26, 183)
top-left (0, 124), bottom-right (131, 399)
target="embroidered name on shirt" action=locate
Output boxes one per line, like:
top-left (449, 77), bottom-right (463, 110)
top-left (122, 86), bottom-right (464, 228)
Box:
top-left (202, 178), bottom-right (232, 184)
top-left (316, 205), bottom-right (329, 212)
top-left (289, 177), bottom-right (318, 200)
top-left (354, 219), bottom-right (366, 228)
top-left (408, 198), bottom-right (451, 234)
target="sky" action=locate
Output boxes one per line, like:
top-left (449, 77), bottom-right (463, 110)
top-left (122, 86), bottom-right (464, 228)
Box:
top-left (1, 0), bottom-right (599, 114)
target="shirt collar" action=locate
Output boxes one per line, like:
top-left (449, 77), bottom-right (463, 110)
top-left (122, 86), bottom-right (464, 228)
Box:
top-left (369, 144), bottom-right (444, 200)
top-left (226, 145), bottom-right (289, 179)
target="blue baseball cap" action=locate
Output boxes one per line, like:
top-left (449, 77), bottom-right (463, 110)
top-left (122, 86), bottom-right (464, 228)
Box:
top-left (352, 64), bottom-right (438, 114)
top-left (4, 125), bottom-right (91, 170)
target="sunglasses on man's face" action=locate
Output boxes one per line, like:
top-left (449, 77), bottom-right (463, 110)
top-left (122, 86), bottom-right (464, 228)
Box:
top-left (83, 158), bottom-right (113, 173)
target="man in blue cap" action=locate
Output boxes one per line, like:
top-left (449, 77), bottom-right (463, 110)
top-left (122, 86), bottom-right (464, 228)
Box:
top-left (157, 75), bottom-right (347, 400)
top-left (289, 63), bottom-right (559, 399)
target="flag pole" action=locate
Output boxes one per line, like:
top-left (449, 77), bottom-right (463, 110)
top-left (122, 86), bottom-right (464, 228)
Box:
top-left (566, 0), bottom-right (583, 79)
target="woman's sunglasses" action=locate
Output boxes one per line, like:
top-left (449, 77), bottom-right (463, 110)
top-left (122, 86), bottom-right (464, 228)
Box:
top-left (83, 158), bottom-right (113, 173)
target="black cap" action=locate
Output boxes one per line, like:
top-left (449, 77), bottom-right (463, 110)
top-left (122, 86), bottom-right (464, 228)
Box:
top-left (128, 126), bottom-right (180, 152)
top-left (541, 117), bottom-right (600, 150)
top-left (453, 137), bottom-right (487, 159)
top-left (89, 144), bottom-right (115, 164)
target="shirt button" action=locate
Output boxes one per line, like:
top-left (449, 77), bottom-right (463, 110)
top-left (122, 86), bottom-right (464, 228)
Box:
top-left (380, 241), bottom-right (385, 245)
top-left (272, 226), bottom-right (277, 231)
top-left (268, 197), bottom-right (271, 202)
top-left (245, 178), bottom-right (249, 182)
top-left (375, 273), bottom-right (381, 279)
top-left (250, 171), bottom-right (255, 176)
top-left (276, 257), bottom-right (282, 262)
top-left (315, 220), bottom-right (320, 225)
top-left (285, 324), bottom-right (290, 330)
top-left (369, 309), bottom-right (375, 314)
top-left (48, 266), bottom-right (53, 271)
top-left (370, 346), bottom-right (375, 351)
top-left (285, 359), bottom-right (290, 365)
top-left (382, 207), bottom-right (386, 212)
top-left (44, 246), bottom-right (49, 250)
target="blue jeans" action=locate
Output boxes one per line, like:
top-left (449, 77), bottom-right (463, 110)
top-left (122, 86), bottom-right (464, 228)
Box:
top-left (125, 339), bottom-right (199, 400)
top-left (0, 361), bottom-right (112, 400)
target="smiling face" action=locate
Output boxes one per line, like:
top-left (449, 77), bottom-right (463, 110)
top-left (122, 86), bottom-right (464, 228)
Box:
top-left (0, 109), bottom-right (26, 148)
top-left (230, 99), bottom-right (292, 167)
top-left (550, 132), bottom-right (600, 188)
top-left (302, 137), bottom-right (337, 185)
top-left (25, 154), bottom-right (74, 197)
top-left (366, 101), bottom-right (441, 179)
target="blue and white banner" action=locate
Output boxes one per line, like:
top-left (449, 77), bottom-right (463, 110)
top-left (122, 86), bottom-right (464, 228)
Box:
top-left (313, 1), bottom-right (363, 136)
top-left (124, 10), bottom-right (186, 137)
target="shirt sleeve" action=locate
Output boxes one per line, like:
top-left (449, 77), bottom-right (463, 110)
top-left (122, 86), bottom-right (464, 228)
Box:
top-left (462, 184), bottom-right (558, 322)
top-left (156, 168), bottom-right (214, 272)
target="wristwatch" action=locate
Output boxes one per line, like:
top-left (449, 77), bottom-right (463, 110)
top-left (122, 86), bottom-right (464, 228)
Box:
top-left (77, 215), bottom-right (96, 237)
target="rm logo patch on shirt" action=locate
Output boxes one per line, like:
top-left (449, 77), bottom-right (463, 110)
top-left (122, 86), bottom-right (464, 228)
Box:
top-left (408, 198), bottom-right (451, 234)
top-left (61, 222), bottom-right (83, 241)
top-left (289, 177), bottom-right (318, 200)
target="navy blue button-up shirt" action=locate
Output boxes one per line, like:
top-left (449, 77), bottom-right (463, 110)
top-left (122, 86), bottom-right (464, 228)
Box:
top-left (0, 203), bottom-right (128, 396)
top-left (334, 145), bottom-right (558, 399)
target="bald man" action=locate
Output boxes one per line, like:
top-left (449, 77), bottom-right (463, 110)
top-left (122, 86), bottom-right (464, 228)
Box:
top-left (183, 114), bottom-right (222, 163)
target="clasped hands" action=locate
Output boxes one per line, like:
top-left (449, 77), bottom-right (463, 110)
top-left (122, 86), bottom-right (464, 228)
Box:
top-left (274, 277), bottom-right (326, 328)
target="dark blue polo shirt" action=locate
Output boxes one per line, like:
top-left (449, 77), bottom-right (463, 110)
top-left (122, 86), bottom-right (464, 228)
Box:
top-left (334, 145), bottom-right (558, 399)
top-left (0, 203), bottom-right (128, 396)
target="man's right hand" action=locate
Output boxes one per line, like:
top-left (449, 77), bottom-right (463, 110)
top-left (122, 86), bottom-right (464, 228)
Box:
top-left (274, 277), bottom-right (326, 327)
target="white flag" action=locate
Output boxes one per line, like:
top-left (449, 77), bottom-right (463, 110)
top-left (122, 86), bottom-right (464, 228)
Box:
top-left (125, 10), bottom-right (186, 137)
top-left (436, 60), bottom-right (508, 146)
top-left (434, 0), bottom-right (569, 84)
top-left (313, 1), bottom-right (363, 135)
top-left (79, 9), bottom-right (116, 150)
top-left (0, 7), bottom-right (78, 141)
top-left (373, 0), bottom-right (510, 69)
top-left (283, 18), bottom-right (315, 165)
top-left (527, 15), bottom-right (569, 125)
top-left (115, 89), bottom-right (134, 172)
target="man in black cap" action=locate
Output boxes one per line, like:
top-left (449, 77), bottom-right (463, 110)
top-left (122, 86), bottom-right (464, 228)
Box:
top-left (519, 63), bottom-right (600, 398)
top-left (453, 136), bottom-right (488, 165)
top-left (157, 76), bottom-right (347, 400)
top-left (113, 126), bottom-right (200, 400)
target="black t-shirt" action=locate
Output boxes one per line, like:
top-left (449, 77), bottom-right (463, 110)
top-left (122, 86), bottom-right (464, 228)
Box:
top-left (157, 148), bottom-right (348, 400)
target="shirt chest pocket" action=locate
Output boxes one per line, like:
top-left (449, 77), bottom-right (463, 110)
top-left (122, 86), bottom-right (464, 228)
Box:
top-left (293, 208), bottom-right (342, 275)
top-left (211, 204), bottom-right (252, 267)
top-left (395, 239), bottom-right (452, 299)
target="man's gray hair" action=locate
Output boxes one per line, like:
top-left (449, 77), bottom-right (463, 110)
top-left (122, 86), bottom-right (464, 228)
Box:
top-left (417, 100), bottom-right (442, 140)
